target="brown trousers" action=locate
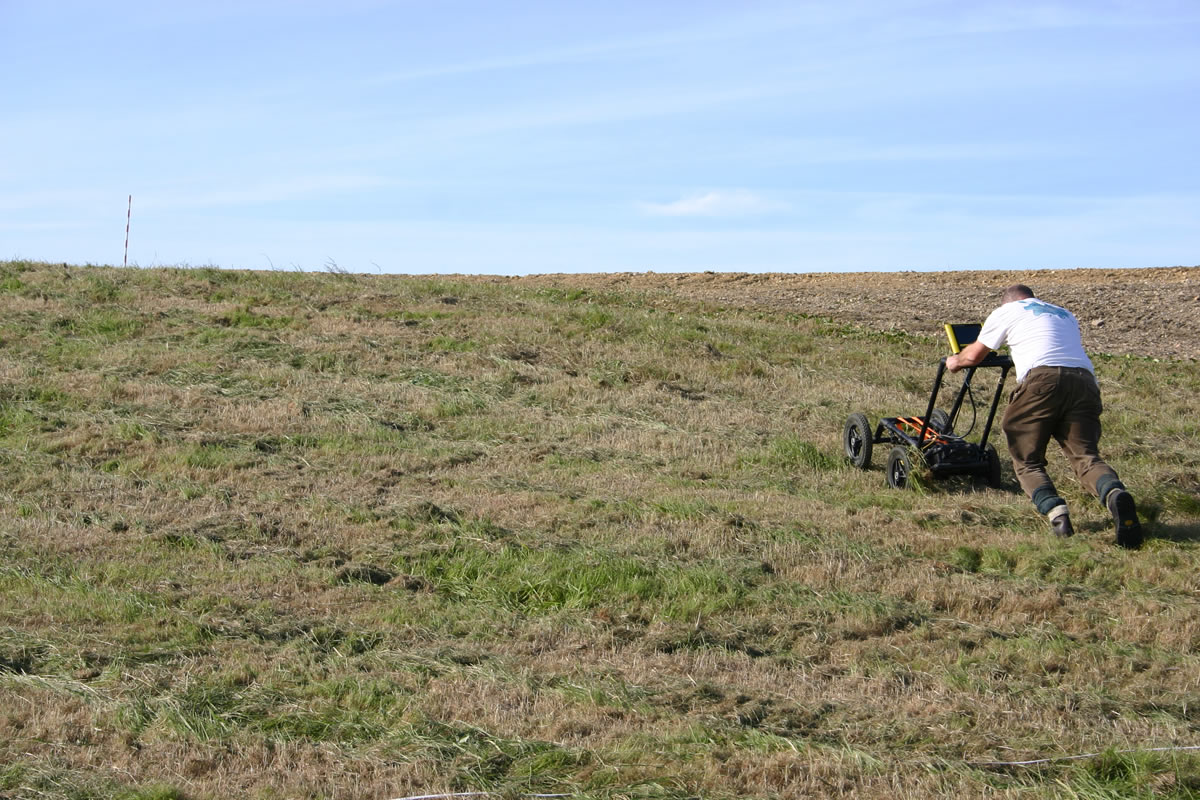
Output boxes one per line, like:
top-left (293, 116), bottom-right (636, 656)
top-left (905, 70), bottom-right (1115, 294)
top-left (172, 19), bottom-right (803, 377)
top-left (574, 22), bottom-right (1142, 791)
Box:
top-left (1001, 366), bottom-right (1119, 500)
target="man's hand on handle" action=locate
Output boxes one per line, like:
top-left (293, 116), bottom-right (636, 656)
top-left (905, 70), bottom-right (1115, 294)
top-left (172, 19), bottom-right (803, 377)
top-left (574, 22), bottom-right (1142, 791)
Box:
top-left (947, 341), bottom-right (991, 373)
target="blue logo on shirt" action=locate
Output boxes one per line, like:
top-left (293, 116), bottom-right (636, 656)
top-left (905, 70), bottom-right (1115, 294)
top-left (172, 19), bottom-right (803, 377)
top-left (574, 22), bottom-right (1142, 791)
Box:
top-left (1023, 300), bottom-right (1070, 319)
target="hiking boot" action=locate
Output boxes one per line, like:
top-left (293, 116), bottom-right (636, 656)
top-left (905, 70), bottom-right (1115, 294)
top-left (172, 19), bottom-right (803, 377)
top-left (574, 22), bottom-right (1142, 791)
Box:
top-left (1107, 489), bottom-right (1143, 549)
top-left (1049, 513), bottom-right (1074, 538)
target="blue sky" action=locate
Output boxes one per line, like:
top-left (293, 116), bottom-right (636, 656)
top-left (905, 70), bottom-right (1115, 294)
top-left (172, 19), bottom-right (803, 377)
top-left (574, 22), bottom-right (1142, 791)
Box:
top-left (3, 1), bottom-right (1198, 274)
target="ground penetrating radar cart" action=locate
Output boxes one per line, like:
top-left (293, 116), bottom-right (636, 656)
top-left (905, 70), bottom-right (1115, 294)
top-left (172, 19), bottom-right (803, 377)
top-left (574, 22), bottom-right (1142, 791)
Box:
top-left (843, 324), bottom-right (1014, 490)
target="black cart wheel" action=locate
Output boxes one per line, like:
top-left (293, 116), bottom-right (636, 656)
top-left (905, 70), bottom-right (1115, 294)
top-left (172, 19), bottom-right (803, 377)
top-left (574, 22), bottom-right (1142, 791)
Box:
top-left (843, 413), bottom-right (873, 469)
top-left (984, 444), bottom-right (1003, 488)
top-left (886, 446), bottom-right (914, 489)
top-left (929, 408), bottom-right (952, 434)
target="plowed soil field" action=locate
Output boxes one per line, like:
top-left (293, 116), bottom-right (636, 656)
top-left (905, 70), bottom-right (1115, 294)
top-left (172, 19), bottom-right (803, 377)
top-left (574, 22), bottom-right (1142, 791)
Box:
top-left (513, 266), bottom-right (1199, 361)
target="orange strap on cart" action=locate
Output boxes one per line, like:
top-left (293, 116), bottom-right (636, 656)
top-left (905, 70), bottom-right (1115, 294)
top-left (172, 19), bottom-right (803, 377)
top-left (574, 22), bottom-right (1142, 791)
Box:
top-left (896, 416), bottom-right (950, 447)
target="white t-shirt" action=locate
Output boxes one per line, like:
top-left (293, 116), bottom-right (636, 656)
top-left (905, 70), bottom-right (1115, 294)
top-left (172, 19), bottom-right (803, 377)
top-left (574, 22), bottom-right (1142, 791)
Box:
top-left (977, 298), bottom-right (1094, 382)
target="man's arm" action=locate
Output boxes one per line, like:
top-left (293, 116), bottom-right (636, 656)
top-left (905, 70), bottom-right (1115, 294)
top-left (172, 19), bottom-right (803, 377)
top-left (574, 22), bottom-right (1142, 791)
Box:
top-left (947, 340), bottom-right (991, 373)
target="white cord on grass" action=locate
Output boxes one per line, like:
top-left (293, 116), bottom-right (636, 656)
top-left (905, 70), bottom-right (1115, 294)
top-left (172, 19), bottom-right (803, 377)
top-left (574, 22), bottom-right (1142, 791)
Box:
top-left (389, 793), bottom-right (570, 800)
top-left (968, 744), bottom-right (1200, 768)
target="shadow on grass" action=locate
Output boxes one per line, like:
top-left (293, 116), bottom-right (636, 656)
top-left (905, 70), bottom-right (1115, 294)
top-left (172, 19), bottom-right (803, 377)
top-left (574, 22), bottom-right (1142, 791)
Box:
top-left (1148, 522), bottom-right (1200, 544)
top-left (914, 475), bottom-right (1021, 497)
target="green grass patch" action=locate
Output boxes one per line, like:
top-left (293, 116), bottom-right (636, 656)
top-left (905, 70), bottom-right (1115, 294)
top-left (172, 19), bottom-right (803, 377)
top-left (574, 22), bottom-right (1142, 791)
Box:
top-left (397, 542), bottom-right (760, 620)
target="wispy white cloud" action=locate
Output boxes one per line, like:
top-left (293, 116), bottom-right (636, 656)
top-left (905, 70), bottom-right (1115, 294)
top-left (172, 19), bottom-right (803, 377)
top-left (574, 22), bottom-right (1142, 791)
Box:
top-left (365, 1), bottom-right (1195, 92)
top-left (140, 174), bottom-right (391, 211)
top-left (371, 39), bottom-right (650, 84)
top-left (17, 189), bottom-right (1195, 273)
top-left (111, 190), bottom-right (1200, 273)
top-left (733, 137), bottom-right (1054, 167)
top-left (640, 190), bottom-right (782, 218)
top-left (939, 1), bottom-right (1200, 36)
top-left (367, 6), bottom-right (871, 85)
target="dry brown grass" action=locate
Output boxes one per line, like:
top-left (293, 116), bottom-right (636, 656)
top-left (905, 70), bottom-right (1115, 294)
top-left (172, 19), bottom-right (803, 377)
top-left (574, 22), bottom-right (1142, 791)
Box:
top-left (1, 261), bottom-right (1198, 799)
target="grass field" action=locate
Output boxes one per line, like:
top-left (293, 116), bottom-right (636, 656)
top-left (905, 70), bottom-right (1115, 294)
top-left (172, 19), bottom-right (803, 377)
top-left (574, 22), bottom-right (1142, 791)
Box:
top-left (1, 260), bottom-right (1198, 799)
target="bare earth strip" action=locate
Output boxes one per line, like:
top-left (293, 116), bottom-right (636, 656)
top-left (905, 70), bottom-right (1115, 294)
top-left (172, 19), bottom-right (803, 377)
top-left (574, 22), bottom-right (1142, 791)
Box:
top-left (508, 266), bottom-right (1200, 361)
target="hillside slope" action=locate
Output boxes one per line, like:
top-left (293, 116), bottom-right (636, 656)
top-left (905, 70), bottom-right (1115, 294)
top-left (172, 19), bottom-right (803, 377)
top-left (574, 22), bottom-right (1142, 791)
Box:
top-left (509, 266), bottom-right (1200, 361)
top-left (0, 261), bottom-right (1197, 800)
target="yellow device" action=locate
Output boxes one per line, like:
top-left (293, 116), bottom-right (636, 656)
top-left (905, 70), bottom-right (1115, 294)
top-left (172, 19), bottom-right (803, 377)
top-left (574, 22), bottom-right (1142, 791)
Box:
top-left (944, 323), bottom-right (982, 354)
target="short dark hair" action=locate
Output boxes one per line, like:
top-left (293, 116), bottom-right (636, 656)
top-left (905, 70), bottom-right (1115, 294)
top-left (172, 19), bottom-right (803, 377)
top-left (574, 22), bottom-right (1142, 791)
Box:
top-left (1002, 284), bottom-right (1035, 303)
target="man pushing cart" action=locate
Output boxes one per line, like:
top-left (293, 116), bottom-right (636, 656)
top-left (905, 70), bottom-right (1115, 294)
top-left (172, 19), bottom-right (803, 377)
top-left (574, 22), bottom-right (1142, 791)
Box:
top-left (845, 284), bottom-right (1143, 549)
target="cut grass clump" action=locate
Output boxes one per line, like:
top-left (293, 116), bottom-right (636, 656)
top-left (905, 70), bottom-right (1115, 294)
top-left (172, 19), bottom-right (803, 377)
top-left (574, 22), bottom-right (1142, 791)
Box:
top-left (0, 765), bottom-right (187, 800)
top-left (399, 542), bottom-right (760, 620)
top-left (761, 435), bottom-right (840, 473)
top-left (215, 306), bottom-right (293, 330)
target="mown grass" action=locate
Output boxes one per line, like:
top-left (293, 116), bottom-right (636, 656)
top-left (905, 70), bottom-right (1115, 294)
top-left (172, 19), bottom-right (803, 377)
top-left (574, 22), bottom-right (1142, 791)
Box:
top-left (0, 259), bottom-right (1198, 799)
